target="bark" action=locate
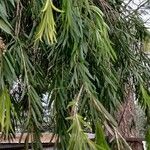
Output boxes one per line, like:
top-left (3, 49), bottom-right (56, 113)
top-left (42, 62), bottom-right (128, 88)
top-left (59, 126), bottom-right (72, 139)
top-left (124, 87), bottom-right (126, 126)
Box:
top-left (117, 83), bottom-right (144, 150)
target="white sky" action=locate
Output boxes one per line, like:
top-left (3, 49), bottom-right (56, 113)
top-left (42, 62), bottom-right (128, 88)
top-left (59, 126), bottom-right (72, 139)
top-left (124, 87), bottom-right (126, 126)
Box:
top-left (126, 0), bottom-right (150, 29)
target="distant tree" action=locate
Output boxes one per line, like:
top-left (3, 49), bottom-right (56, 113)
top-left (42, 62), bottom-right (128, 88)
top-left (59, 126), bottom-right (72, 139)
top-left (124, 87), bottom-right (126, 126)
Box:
top-left (0, 0), bottom-right (150, 149)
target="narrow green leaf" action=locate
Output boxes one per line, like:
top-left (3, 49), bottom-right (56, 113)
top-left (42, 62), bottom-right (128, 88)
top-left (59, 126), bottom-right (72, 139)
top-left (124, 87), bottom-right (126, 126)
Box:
top-left (96, 122), bottom-right (110, 150)
top-left (0, 19), bottom-right (12, 35)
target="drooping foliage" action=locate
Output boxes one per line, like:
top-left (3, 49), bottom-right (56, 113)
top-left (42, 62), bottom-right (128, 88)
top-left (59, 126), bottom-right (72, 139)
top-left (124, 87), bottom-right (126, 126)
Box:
top-left (0, 0), bottom-right (150, 149)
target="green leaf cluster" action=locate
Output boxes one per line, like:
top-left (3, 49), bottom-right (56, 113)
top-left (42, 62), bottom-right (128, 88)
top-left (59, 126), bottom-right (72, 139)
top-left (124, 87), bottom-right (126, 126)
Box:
top-left (0, 0), bottom-right (149, 150)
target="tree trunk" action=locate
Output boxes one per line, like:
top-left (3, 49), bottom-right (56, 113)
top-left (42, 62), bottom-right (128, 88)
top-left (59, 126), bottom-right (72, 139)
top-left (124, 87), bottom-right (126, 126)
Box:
top-left (117, 83), bottom-right (144, 150)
